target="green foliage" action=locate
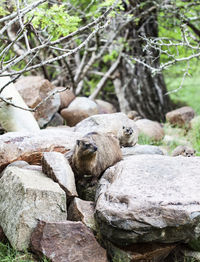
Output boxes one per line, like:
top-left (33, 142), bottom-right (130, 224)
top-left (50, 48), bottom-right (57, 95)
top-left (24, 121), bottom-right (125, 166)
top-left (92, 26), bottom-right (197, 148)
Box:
top-left (164, 60), bottom-right (200, 115)
top-left (0, 6), bottom-right (9, 16)
top-left (103, 50), bottom-right (118, 63)
top-left (0, 242), bottom-right (32, 262)
top-left (0, 242), bottom-right (50, 262)
top-left (188, 117), bottom-right (200, 156)
top-left (138, 133), bottom-right (162, 146)
top-left (26, 4), bottom-right (81, 40)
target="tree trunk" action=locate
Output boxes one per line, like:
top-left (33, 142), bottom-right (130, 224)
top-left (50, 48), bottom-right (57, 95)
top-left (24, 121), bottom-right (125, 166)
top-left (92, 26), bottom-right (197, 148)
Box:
top-left (115, 1), bottom-right (172, 122)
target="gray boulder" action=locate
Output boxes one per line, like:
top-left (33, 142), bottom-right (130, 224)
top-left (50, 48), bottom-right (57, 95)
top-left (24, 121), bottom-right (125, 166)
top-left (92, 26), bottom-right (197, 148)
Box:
top-left (42, 152), bottom-right (77, 197)
top-left (95, 155), bottom-right (200, 245)
top-left (74, 112), bottom-right (138, 136)
top-left (135, 119), bottom-right (164, 141)
top-left (68, 197), bottom-right (96, 232)
top-left (122, 144), bottom-right (164, 157)
top-left (0, 166), bottom-right (67, 250)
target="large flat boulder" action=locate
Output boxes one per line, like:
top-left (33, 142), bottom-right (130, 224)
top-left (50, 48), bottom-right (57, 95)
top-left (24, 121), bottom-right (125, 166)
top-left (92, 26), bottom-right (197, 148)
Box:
top-left (95, 155), bottom-right (200, 245)
top-left (122, 144), bottom-right (164, 157)
top-left (74, 112), bottom-right (138, 136)
top-left (0, 129), bottom-right (82, 172)
top-left (30, 220), bottom-right (108, 262)
top-left (0, 166), bottom-right (67, 250)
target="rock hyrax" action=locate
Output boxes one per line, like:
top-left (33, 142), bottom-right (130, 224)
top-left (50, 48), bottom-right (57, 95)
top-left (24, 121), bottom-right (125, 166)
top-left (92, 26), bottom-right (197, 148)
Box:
top-left (72, 132), bottom-right (122, 180)
top-left (172, 145), bottom-right (196, 157)
top-left (118, 126), bottom-right (138, 147)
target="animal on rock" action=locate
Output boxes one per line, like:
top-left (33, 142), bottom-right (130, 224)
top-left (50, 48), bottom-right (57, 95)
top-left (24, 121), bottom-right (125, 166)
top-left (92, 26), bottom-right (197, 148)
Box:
top-left (172, 145), bottom-right (196, 157)
top-left (127, 110), bottom-right (141, 121)
top-left (71, 132), bottom-right (122, 182)
top-left (117, 126), bottom-right (138, 147)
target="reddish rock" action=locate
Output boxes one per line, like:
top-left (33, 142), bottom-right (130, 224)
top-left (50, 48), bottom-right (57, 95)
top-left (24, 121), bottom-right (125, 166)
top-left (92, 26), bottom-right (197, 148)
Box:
top-left (59, 89), bottom-right (75, 110)
top-left (95, 99), bottom-right (116, 114)
top-left (15, 76), bottom-right (60, 127)
top-left (0, 129), bottom-right (82, 172)
top-left (135, 119), bottom-right (164, 141)
top-left (166, 106), bottom-right (195, 127)
top-left (61, 97), bottom-right (99, 126)
top-left (30, 220), bottom-right (108, 262)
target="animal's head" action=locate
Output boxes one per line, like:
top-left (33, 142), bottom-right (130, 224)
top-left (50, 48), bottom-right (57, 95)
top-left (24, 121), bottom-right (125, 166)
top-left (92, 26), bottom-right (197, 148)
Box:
top-left (76, 139), bottom-right (98, 156)
top-left (122, 126), bottom-right (134, 136)
top-left (182, 148), bottom-right (196, 157)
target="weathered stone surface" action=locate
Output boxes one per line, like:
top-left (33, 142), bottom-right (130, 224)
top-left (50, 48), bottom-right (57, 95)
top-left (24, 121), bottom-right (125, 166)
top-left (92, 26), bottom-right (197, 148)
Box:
top-left (74, 112), bottom-right (138, 136)
top-left (95, 155), bottom-right (200, 245)
top-left (122, 144), bottom-right (164, 157)
top-left (30, 220), bottom-right (108, 262)
top-left (0, 129), bottom-right (82, 172)
top-left (15, 76), bottom-right (60, 127)
top-left (68, 197), bottom-right (95, 231)
top-left (59, 88), bottom-right (75, 110)
top-left (95, 99), bottom-right (116, 114)
top-left (61, 97), bottom-right (99, 126)
top-left (105, 240), bottom-right (176, 262)
top-left (47, 113), bottom-right (64, 127)
top-left (135, 119), bottom-right (164, 141)
top-left (0, 75), bottom-right (40, 132)
top-left (8, 160), bottom-right (29, 168)
top-left (0, 166), bottom-right (67, 250)
top-left (23, 165), bottom-right (42, 172)
top-left (42, 152), bottom-right (77, 197)
top-left (166, 106), bottom-right (195, 127)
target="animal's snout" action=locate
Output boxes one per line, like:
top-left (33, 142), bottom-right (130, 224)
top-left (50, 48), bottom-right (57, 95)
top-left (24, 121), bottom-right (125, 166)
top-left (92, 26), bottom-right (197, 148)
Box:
top-left (93, 146), bottom-right (98, 151)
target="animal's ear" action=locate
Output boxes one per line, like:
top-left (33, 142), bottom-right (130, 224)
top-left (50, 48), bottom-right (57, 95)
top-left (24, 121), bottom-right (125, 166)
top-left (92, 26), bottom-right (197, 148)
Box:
top-left (194, 150), bottom-right (196, 154)
top-left (76, 140), bottom-right (81, 146)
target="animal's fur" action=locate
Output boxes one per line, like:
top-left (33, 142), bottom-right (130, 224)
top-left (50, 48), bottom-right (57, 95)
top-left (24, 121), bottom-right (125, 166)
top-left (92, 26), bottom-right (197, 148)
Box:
top-left (0, 75), bottom-right (40, 132)
top-left (71, 132), bottom-right (122, 180)
top-left (117, 126), bottom-right (138, 147)
top-left (172, 145), bottom-right (196, 157)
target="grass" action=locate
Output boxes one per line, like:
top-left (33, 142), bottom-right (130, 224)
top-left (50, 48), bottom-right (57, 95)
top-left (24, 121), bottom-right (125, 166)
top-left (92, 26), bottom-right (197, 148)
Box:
top-left (0, 243), bottom-right (49, 262)
top-left (164, 60), bottom-right (200, 115)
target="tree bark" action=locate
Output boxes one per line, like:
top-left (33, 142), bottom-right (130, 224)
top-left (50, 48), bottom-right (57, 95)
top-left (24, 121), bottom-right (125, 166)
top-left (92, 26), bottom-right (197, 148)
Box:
top-left (115, 1), bottom-right (172, 122)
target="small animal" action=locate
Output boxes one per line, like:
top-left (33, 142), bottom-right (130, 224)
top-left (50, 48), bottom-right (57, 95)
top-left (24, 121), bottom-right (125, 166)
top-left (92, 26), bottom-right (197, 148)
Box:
top-left (172, 145), bottom-right (196, 157)
top-left (71, 132), bottom-right (122, 181)
top-left (117, 126), bottom-right (138, 147)
top-left (127, 110), bottom-right (141, 121)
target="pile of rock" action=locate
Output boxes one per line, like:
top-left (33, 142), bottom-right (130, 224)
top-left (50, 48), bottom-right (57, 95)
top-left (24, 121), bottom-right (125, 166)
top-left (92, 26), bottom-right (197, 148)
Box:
top-left (1, 75), bottom-right (200, 262)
